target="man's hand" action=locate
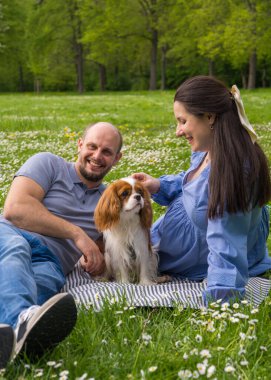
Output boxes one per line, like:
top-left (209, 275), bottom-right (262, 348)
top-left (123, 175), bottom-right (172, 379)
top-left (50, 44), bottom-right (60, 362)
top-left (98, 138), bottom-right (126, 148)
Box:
top-left (76, 232), bottom-right (105, 275)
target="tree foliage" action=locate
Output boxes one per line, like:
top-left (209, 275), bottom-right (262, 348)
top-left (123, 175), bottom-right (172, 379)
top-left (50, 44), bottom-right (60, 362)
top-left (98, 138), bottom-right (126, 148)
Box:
top-left (0, 0), bottom-right (270, 92)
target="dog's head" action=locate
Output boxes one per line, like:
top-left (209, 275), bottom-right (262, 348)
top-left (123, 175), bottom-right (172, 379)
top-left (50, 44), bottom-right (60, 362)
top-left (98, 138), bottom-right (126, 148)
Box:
top-left (94, 177), bottom-right (153, 231)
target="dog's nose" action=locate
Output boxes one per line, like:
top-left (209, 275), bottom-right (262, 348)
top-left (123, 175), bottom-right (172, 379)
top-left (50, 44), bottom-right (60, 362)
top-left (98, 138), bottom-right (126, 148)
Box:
top-left (134, 194), bottom-right (141, 201)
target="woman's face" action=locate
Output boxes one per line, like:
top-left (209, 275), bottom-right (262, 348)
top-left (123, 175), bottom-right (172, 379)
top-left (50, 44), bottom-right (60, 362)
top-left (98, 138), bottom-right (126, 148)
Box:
top-left (173, 101), bottom-right (214, 152)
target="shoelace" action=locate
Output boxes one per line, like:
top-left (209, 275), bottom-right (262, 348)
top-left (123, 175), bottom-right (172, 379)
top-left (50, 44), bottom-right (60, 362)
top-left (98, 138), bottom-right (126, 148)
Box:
top-left (14, 305), bottom-right (40, 340)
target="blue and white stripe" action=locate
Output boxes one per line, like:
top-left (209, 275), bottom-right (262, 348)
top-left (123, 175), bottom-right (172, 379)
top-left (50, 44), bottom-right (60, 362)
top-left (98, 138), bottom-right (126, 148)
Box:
top-left (62, 264), bottom-right (271, 311)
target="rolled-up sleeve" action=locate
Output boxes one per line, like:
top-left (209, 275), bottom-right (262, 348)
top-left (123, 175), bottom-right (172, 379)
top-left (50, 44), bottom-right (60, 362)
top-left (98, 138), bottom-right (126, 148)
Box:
top-left (203, 211), bottom-right (252, 304)
top-left (151, 172), bottom-right (186, 206)
top-left (152, 152), bottom-right (204, 206)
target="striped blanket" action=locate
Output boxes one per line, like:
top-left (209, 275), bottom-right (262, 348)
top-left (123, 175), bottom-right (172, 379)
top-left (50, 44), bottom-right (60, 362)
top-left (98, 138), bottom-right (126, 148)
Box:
top-left (62, 264), bottom-right (271, 311)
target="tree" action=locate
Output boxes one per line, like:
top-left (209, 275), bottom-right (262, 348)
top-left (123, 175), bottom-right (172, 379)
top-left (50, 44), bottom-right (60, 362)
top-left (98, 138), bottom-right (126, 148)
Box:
top-left (67, 0), bottom-right (85, 93)
top-left (0, 1), bottom-right (8, 51)
top-left (26, 0), bottom-right (85, 92)
top-left (182, 0), bottom-right (230, 76)
top-left (0, 0), bottom-right (31, 91)
top-left (81, 0), bottom-right (177, 91)
top-left (223, 0), bottom-right (271, 88)
top-left (80, 0), bottom-right (145, 90)
top-left (137, 0), bottom-right (176, 90)
top-left (223, 1), bottom-right (257, 88)
top-left (138, 0), bottom-right (158, 90)
top-left (1, 0), bottom-right (271, 91)
top-left (162, 0), bottom-right (211, 86)
top-left (254, 0), bottom-right (271, 87)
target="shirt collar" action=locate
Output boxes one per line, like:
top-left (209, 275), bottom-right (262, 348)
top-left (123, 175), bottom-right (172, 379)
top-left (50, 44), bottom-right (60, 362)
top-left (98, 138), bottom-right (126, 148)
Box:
top-left (68, 162), bottom-right (106, 192)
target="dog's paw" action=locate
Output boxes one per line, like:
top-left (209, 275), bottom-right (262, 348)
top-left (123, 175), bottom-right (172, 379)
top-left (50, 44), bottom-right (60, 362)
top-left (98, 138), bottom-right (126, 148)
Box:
top-left (139, 278), bottom-right (156, 286)
top-left (93, 275), bottom-right (109, 282)
top-left (155, 275), bottom-right (172, 284)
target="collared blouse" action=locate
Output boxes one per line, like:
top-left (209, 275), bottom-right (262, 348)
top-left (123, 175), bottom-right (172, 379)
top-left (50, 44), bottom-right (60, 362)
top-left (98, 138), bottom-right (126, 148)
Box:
top-left (151, 151), bottom-right (271, 303)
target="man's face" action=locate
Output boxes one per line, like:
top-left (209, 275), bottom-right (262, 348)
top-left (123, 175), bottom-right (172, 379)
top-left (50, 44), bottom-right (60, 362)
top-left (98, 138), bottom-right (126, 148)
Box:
top-left (76, 124), bottom-right (122, 186)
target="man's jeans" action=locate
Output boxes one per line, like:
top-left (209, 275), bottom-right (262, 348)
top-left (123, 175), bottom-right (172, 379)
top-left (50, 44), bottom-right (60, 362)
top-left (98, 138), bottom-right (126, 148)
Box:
top-left (0, 222), bottom-right (66, 328)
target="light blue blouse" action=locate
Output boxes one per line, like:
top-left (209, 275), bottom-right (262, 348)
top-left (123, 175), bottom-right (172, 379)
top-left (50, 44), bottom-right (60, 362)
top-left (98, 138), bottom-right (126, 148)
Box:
top-left (151, 151), bottom-right (271, 304)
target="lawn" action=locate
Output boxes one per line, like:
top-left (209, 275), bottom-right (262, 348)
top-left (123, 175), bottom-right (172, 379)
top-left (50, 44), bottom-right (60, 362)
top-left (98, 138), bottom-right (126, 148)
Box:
top-left (0, 90), bottom-right (271, 380)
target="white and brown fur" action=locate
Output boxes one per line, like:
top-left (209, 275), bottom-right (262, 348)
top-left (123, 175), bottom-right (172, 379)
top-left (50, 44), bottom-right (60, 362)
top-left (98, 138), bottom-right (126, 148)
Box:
top-left (95, 177), bottom-right (164, 285)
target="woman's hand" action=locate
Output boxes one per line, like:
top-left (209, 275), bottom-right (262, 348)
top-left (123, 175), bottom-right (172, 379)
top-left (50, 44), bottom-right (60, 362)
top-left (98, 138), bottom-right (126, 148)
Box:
top-left (132, 172), bottom-right (160, 194)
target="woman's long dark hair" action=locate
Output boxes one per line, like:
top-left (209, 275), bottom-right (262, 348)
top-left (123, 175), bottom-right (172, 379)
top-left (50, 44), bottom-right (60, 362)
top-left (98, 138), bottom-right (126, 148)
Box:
top-left (174, 75), bottom-right (271, 219)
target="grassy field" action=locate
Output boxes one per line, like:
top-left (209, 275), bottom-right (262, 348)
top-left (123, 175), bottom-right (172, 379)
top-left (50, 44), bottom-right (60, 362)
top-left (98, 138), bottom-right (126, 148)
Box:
top-left (0, 90), bottom-right (271, 380)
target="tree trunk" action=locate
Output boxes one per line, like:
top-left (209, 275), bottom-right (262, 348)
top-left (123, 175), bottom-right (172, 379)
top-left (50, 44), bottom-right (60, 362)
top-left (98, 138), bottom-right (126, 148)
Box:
top-left (114, 65), bottom-right (119, 89)
top-left (68, 0), bottom-right (84, 93)
top-left (261, 67), bottom-right (266, 88)
top-left (247, 50), bottom-right (256, 89)
top-left (18, 64), bottom-right (25, 92)
top-left (161, 45), bottom-right (167, 90)
top-left (208, 59), bottom-right (214, 76)
top-left (241, 71), bottom-right (247, 89)
top-left (75, 42), bottom-right (84, 93)
top-left (149, 28), bottom-right (158, 90)
top-left (98, 63), bottom-right (106, 91)
top-left (34, 78), bottom-right (41, 93)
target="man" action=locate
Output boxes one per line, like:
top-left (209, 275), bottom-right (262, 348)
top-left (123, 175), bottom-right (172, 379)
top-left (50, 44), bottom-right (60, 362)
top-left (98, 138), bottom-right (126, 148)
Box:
top-left (0, 122), bottom-right (122, 369)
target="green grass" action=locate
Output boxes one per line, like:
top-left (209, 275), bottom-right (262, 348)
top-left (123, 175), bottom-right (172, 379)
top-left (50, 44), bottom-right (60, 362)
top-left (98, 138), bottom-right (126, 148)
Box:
top-left (0, 90), bottom-right (271, 379)
top-left (0, 91), bottom-right (174, 133)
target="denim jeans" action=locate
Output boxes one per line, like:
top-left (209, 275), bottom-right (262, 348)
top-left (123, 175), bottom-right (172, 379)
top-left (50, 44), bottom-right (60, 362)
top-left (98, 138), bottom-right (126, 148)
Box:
top-left (0, 222), bottom-right (66, 328)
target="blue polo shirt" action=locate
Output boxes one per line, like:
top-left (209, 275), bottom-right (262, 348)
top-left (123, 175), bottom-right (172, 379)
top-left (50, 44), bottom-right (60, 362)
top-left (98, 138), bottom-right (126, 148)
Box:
top-left (2, 152), bottom-right (105, 275)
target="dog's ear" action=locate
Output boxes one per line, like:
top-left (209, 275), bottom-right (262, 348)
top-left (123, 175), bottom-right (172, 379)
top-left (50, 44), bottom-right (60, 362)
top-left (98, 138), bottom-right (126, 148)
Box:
top-left (139, 185), bottom-right (153, 230)
top-left (94, 185), bottom-right (121, 231)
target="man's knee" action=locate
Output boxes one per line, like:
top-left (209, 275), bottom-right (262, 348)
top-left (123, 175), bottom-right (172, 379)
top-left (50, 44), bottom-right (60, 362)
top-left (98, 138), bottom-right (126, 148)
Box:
top-left (0, 224), bottom-right (31, 263)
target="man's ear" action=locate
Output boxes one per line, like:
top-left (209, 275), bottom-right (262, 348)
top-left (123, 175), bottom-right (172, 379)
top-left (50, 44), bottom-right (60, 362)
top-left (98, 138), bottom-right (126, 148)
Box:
top-left (113, 152), bottom-right (122, 166)
top-left (77, 138), bottom-right (83, 153)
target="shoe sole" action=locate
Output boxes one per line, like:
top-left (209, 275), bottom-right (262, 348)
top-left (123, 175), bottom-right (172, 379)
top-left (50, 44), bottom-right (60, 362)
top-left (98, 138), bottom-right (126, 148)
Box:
top-left (15, 293), bottom-right (77, 359)
top-left (0, 324), bottom-right (15, 369)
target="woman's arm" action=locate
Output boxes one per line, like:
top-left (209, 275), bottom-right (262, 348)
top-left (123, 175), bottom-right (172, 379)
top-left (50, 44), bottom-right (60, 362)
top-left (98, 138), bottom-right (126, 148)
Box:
top-left (203, 210), bottom-right (252, 304)
top-left (133, 171), bottom-right (186, 206)
top-left (151, 172), bottom-right (186, 206)
top-left (152, 152), bottom-right (205, 205)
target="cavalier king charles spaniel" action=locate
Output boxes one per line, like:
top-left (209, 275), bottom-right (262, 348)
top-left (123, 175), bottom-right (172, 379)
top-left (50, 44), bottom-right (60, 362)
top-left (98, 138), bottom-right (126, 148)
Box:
top-left (94, 177), bottom-right (166, 285)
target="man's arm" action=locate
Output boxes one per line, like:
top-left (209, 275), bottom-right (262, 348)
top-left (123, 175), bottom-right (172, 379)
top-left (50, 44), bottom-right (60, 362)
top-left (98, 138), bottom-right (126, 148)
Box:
top-left (3, 176), bottom-right (104, 275)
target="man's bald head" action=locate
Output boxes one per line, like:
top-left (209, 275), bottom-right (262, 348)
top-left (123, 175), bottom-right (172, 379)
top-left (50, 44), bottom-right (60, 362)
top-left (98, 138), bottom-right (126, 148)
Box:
top-left (82, 122), bottom-right (123, 153)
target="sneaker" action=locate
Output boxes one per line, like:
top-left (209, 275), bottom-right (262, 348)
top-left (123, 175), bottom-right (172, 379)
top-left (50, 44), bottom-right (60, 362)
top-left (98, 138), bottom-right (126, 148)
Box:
top-left (14, 293), bottom-right (77, 360)
top-left (0, 324), bottom-right (15, 369)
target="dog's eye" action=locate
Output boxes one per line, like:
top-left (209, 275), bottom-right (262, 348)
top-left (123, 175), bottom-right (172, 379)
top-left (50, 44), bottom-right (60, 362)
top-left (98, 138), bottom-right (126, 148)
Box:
top-left (137, 189), bottom-right (144, 196)
top-left (121, 190), bottom-right (129, 198)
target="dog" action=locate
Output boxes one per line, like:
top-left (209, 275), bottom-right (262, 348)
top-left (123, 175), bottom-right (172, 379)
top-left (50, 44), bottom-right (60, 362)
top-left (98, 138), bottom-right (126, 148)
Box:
top-left (94, 177), bottom-right (168, 285)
